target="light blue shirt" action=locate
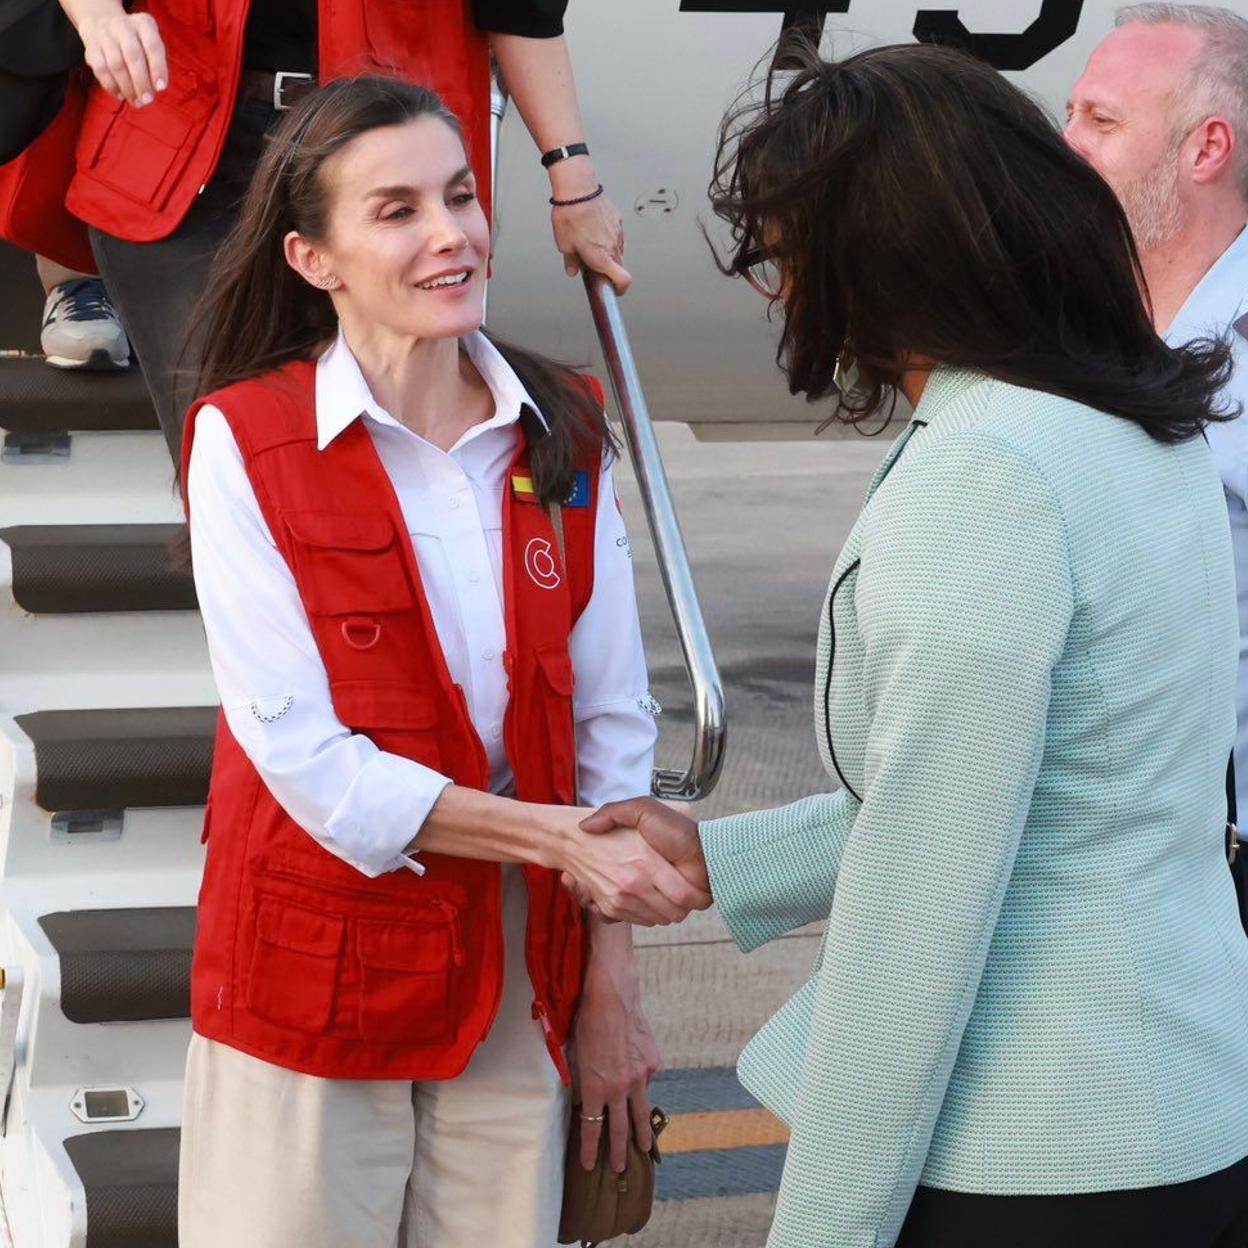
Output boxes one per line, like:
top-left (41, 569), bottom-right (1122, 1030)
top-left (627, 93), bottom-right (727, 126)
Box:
top-left (1166, 224), bottom-right (1248, 827)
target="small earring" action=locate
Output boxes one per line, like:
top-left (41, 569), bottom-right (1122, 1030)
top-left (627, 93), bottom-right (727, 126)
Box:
top-left (316, 275), bottom-right (337, 290)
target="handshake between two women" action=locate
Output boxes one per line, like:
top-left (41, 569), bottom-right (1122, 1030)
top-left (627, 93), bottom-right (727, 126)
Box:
top-left (558, 798), bottom-right (711, 927)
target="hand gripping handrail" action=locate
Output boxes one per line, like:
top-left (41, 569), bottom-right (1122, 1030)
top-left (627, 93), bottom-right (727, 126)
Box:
top-left (582, 273), bottom-right (726, 800)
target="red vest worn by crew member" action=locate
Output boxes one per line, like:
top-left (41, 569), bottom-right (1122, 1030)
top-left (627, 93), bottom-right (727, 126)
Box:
top-left (181, 363), bottom-right (601, 1081)
top-left (66, 0), bottom-right (491, 243)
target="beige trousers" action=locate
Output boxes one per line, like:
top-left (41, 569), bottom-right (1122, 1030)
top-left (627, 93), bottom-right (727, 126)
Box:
top-left (178, 867), bottom-right (570, 1248)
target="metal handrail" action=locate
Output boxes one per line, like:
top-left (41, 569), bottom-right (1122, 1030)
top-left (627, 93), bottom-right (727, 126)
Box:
top-left (489, 75), bottom-right (725, 798)
top-left (583, 273), bottom-right (726, 800)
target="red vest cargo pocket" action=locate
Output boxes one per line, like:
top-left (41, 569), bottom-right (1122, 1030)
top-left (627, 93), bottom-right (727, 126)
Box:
top-left (247, 897), bottom-right (344, 1033)
top-left (78, 38), bottom-right (216, 212)
top-left (330, 680), bottom-right (443, 768)
top-left (283, 511), bottom-right (416, 616)
top-left (356, 911), bottom-right (462, 1045)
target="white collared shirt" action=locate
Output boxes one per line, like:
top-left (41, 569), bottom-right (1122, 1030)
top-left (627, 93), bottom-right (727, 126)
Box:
top-left (187, 329), bottom-right (657, 877)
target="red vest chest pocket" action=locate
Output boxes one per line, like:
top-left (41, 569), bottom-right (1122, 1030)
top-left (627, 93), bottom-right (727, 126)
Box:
top-left (284, 511), bottom-right (416, 616)
top-left (535, 646), bottom-right (577, 804)
top-left (247, 897), bottom-right (345, 1034)
top-left (356, 908), bottom-right (463, 1045)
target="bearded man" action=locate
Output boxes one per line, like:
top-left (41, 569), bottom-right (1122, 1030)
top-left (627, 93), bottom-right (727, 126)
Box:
top-left (1069, 4), bottom-right (1248, 853)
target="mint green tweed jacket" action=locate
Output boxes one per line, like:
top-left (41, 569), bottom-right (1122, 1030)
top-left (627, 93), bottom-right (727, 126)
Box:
top-left (701, 369), bottom-right (1248, 1248)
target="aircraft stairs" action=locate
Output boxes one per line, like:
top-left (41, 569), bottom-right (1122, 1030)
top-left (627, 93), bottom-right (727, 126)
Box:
top-left (0, 243), bottom-right (200, 1247)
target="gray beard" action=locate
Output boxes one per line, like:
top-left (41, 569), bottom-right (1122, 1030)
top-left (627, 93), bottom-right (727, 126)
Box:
top-left (1115, 155), bottom-right (1185, 253)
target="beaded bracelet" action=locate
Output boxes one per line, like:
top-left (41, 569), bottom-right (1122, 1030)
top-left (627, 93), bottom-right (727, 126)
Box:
top-left (550, 184), bottom-right (605, 208)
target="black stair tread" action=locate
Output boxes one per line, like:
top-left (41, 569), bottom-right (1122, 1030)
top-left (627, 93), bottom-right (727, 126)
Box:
top-left (0, 356), bottom-right (156, 433)
top-left (39, 908), bottom-right (195, 1024)
top-left (16, 707), bottom-right (216, 811)
top-left (0, 524), bottom-right (195, 614)
top-left (64, 1127), bottom-right (179, 1248)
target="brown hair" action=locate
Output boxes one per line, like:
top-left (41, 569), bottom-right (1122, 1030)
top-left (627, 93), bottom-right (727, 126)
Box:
top-left (189, 75), bottom-right (608, 502)
top-left (709, 40), bottom-right (1233, 441)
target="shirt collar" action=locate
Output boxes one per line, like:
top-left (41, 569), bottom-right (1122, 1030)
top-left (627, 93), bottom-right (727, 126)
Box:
top-left (314, 327), bottom-right (549, 452)
top-left (1165, 225), bottom-right (1248, 346)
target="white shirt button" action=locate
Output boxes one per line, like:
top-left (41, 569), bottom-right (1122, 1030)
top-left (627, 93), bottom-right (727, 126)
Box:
top-left (448, 497), bottom-right (460, 510)
top-left (468, 569), bottom-right (481, 583)
top-left (490, 724), bottom-right (502, 740)
top-left (483, 647), bottom-right (497, 661)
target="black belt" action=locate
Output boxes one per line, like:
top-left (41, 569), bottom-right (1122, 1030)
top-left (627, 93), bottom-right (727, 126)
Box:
top-left (239, 69), bottom-right (317, 112)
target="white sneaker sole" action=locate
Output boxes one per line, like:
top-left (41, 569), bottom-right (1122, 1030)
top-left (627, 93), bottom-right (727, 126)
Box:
top-left (44, 348), bottom-right (131, 372)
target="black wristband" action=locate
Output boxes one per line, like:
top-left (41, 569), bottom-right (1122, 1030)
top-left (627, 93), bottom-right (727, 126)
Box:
top-left (550, 184), bottom-right (605, 208)
top-left (541, 142), bottom-right (589, 169)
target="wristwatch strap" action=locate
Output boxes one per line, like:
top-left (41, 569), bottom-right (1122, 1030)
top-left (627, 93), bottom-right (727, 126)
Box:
top-left (541, 142), bottom-right (590, 168)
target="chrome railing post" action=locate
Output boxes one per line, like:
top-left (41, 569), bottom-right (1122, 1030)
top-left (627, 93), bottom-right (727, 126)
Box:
top-left (583, 273), bottom-right (726, 800)
top-left (486, 73), bottom-right (509, 325)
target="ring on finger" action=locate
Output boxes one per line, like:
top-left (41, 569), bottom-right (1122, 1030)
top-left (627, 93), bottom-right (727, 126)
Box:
top-left (580, 1112), bottom-right (606, 1123)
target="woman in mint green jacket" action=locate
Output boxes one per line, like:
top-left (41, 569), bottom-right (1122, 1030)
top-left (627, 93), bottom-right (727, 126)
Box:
top-left (583, 42), bottom-right (1248, 1248)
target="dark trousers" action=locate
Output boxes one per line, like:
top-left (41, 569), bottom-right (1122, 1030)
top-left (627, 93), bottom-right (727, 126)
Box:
top-left (89, 101), bottom-right (281, 469)
top-left (895, 1153), bottom-right (1248, 1248)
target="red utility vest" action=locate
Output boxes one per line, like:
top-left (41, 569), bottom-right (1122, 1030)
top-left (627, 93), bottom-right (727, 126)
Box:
top-left (181, 361), bottom-right (601, 1081)
top-left (65, 0), bottom-right (492, 243)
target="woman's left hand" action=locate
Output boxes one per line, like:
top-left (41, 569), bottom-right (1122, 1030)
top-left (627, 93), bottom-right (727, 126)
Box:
top-left (571, 930), bottom-right (660, 1173)
top-left (551, 191), bottom-right (632, 294)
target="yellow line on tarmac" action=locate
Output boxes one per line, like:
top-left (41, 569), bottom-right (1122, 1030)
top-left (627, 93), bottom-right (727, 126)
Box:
top-left (663, 1108), bottom-right (790, 1155)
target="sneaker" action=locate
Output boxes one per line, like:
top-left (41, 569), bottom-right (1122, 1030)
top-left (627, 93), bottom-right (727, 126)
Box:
top-left (41, 277), bottom-right (130, 371)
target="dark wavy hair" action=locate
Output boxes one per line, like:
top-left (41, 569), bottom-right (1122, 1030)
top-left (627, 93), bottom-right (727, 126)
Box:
top-left (709, 40), bottom-right (1234, 441)
top-left (189, 75), bottom-right (609, 502)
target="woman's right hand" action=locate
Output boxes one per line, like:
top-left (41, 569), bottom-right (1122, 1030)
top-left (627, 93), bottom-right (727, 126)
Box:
top-left (67, 0), bottom-right (168, 108)
top-left (552, 809), bottom-right (710, 926)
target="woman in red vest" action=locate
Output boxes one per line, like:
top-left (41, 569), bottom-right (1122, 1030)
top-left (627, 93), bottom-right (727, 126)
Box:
top-left (54, 0), bottom-right (628, 466)
top-left (177, 76), bottom-right (706, 1248)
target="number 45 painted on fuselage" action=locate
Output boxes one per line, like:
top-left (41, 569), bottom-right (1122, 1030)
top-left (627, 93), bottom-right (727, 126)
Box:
top-left (678, 1), bottom-right (1085, 71)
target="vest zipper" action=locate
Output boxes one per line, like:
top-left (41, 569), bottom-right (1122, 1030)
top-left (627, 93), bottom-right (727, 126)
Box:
top-left (532, 999), bottom-right (573, 1085)
top-left (260, 864), bottom-right (460, 923)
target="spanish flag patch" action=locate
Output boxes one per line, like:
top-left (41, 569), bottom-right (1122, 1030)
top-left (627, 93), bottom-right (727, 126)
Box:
top-left (511, 473), bottom-right (538, 503)
top-left (511, 470), bottom-right (591, 507)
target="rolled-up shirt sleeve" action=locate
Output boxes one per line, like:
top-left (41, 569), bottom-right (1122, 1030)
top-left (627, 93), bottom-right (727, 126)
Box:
top-left (472, 0), bottom-right (565, 37)
top-left (187, 407), bottom-right (450, 878)
top-left (570, 456), bottom-right (659, 807)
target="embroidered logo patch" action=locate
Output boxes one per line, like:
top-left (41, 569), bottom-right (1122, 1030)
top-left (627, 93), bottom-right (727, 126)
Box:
top-left (524, 537), bottom-right (561, 590)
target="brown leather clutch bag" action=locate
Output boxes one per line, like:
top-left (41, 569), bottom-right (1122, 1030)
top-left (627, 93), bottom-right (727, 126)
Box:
top-left (558, 1106), bottom-right (668, 1246)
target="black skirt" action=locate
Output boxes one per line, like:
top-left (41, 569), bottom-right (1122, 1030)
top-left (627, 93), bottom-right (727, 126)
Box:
top-left (896, 1153), bottom-right (1248, 1248)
